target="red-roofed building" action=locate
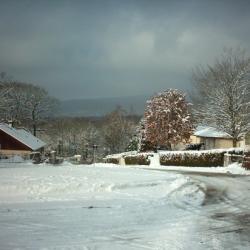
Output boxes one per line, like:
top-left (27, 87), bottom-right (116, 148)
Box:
top-left (0, 123), bottom-right (46, 158)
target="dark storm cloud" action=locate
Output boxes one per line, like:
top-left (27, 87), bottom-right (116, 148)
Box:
top-left (0, 0), bottom-right (250, 99)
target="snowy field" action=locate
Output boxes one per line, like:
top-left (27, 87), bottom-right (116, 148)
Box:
top-left (0, 162), bottom-right (250, 249)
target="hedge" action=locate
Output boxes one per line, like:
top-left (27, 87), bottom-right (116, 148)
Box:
top-left (160, 149), bottom-right (244, 167)
top-left (104, 158), bottom-right (119, 164)
top-left (124, 154), bottom-right (150, 165)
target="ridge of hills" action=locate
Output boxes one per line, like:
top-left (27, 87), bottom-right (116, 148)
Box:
top-left (58, 95), bottom-right (149, 117)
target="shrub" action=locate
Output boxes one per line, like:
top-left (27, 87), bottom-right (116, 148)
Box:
top-left (124, 154), bottom-right (150, 165)
top-left (104, 158), bottom-right (119, 164)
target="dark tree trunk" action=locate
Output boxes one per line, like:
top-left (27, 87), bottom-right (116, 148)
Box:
top-left (166, 142), bottom-right (172, 150)
top-left (33, 124), bottom-right (37, 137)
top-left (32, 109), bottom-right (36, 136)
top-left (233, 138), bottom-right (237, 147)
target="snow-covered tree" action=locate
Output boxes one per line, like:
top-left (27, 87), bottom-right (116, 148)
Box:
top-left (138, 118), bottom-right (154, 152)
top-left (140, 89), bottom-right (193, 151)
top-left (23, 84), bottom-right (58, 136)
top-left (192, 48), bottom-right (250, 146)
top-left (102, 106), bottom-right (136, 154)
top-left (0, 74), bottom-right (13, 118)
top-left (125, 136), bottom-right (138, 151)
top-left (0, 81), bottom-right (58, 135)
top-left (0, 85), bottom-right (11, 115)
top-left (0, 82), bottom-right (28, 123)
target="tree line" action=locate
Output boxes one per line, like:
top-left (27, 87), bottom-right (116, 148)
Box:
top-left (39, 107), bottom-right (139, 160)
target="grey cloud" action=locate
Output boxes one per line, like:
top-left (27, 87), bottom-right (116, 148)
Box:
top-left (0, 0), bottom-right (250, 99)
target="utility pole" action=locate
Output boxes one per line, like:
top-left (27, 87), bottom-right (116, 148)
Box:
top-left (73, 134), bottom-right (77, 155)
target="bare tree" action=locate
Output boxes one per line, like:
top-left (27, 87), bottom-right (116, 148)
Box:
top-left (103, 106), bottom-right (135, 154)
top-left (0, 82), bottom-right (28, 123)
top-left (0, 73), bottom-right (13, 118)
top-left (0, 81), bottom-right (58, 135)
top-left (141, 89), bottom-right (193, 151)
top-left (41, 117), bottom-right (102, 158)
top-left (191, 48), bottom-right (250, 146)
top-left (23, 84), bottom-right (58, 136)
top-left (0, 85), bottom-right (11, 115)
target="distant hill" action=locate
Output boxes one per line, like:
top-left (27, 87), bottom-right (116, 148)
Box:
top-left (58, 95), bottom-right (149, 117)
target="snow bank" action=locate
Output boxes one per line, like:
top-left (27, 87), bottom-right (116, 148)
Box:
top-left (226, 162), bottom-right (249, 175)
top-left (104, 151), bottom-right (137, 159)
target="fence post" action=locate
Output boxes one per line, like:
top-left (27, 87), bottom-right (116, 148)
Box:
top-left (242, 149), bottom-right (250, 170)
top-left (223, 153), bottom-right (231, 167)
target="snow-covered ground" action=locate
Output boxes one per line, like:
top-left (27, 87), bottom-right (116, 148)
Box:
top-left (0, 162), bottom-right (250, 249)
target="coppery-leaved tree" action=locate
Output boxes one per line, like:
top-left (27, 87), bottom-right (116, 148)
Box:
top-left (140, 89), bottom-right (193, 151)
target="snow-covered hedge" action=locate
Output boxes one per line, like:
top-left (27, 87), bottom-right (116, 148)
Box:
top-left (124, 154), bottom-right (151, 165)
top-left (160, 149), bottom-right (244, 167)
top-left (104, 158), bottom-right (119, 164)
top-left (103, 151), bottom-right (138, 165)
top-left (243, 150), bottom-right (250, 170)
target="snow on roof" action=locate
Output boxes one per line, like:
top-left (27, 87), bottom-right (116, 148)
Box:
top-left (0, 123), bottom-right (46, 150)
top-left (194, 126), bottom-right (232, 139)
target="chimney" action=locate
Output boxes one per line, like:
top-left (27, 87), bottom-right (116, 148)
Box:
top-left (7, 120), bottom-right (14, 128)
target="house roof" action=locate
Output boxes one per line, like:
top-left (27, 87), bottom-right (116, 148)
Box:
top-left (0, 123), bottom-right (46, 150)
top-left (194, 126), bottom-right (232, 139)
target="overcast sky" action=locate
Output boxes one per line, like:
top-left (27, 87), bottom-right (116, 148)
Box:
top-left (0, 0), bottom-right (250, 100)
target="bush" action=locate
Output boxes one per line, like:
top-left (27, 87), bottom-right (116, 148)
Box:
top-left (104, 158), bottom-right (119, 164)
top-left (124, 154), bottom-right (150, 165)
